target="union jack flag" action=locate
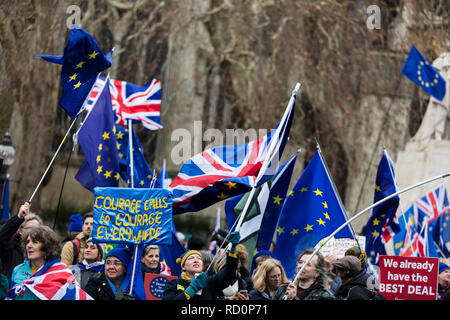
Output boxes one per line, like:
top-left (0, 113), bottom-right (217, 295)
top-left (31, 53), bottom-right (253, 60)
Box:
top-left (10, 259), bottom-right (92, 300)
top-left (415, 183), bottom-right (449, 225)
top-left (87, 76), bottom-right (162, 130)
top-left (169, 83), bottom-right (298, 214)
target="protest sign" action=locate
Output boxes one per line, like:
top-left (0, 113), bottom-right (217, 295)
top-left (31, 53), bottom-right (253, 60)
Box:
top-left (378, 255), bottom-right (439, 300)
top-left (144, 273), bottom-right (177, 300)
top-left (315, 236), bottom-right (366, 258)
top-left (92, 187), bottom-right (173, 245)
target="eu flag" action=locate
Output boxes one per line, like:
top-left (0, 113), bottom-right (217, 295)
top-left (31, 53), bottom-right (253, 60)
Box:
top-left (392, 204), bottom-right (414, 256)
top-left (159, 231), bottom-right (186, 277)
top-left (75, 79), bottom-right (120, 191)
top-left (365, 150), bottom-right (400, 265)
top-left (402, 45), bottom-right (446, 101)
top-left (114, 125), bottom-right (153, 188)
top-left (275, 149), bottom-right (353, 279)
top-left (36, 26), bottom-right (112, 118)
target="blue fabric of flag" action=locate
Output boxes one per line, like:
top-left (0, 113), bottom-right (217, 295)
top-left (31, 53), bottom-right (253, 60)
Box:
top-left (402, 45), bottom-right (446, 101)
top-left (275, 150), bottom-right (353, 279)
top-left (256, 152), bottom-right (298, 252)
top-left (1, 178), bottom-right (9, 220)
top-left (36, 26), bottom-right (112, 118)
top-left (159, 231), bottom-right (186, 277)
top-left (75, 79), bottom-right (120, 191)
top-left (365, 150), bottom-right (400, 265)
top-left (114, 125), bottom-right (153, 188)
top-left (392, 204), bottom-right (414, 256)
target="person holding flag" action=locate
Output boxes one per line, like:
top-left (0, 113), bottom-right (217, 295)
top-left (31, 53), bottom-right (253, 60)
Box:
top-left (10, 225), bottom-right (91, 300)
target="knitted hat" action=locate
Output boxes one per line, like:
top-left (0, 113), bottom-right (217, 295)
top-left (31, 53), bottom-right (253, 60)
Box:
top-left (439, 262), bottom-right (450, 274)
top-left (345, 246), bottom-right (367, 268)
top-left (105, 247), bottom-right (131, 269)
top-left (176, 250), bottom-right (203, 267)
top-left (68, 214), bottom-right (83, 232)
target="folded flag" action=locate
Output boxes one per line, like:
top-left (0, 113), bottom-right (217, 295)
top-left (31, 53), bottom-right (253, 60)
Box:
top-left (36, 26), bottom-right (112, 118)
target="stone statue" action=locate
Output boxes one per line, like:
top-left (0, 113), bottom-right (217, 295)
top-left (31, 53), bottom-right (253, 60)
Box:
top-left (410, 52), bottom-right (450, 150)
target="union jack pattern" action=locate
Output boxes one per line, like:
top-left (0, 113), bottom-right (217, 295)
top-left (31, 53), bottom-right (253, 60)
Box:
top-left (11, 260), bottom-right (92, 300)
top-left (87, 76), bottom-right (162, 130)
top-left (415, 183), bottom-right (449, 225)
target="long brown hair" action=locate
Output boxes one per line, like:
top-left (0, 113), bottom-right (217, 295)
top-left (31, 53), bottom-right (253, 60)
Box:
top-left (22, 225), bottom-right (61, 261)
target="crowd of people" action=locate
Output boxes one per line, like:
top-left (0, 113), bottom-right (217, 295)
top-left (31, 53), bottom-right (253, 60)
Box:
top-left (0, 202), bottom-right (449, 301)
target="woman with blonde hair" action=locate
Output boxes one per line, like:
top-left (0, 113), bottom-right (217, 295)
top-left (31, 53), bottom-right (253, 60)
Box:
top-left (248, 258), bottom-right (288, 300)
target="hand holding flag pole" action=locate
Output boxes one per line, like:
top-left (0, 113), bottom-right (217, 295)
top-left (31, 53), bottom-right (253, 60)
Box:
top-left (289, 171), bottom-right (450, 288)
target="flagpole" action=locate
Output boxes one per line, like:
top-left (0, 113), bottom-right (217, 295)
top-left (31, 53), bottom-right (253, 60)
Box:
top-left (28, 117), bottom-right (78, 203)
top-left (235, 82), bottom-right (301, 232)
top-left (289, 171), bottom-right (450, 288)
top-left (128, 119), bottom-right (134, 188)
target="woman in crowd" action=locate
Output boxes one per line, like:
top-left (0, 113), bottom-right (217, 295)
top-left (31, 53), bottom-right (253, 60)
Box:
top-left (10, 225), bottom-right (89, 300)
top-left (71, 238), bottom-right (104, 290)
top-left (141, 244), bottom-right (171, 277)
top-left (163, 231), bottom-right (240, 300)
top-left (84, 246), bottom-right (140, 300)
top-left (273, 248), bottom-right (335, 300)
top-left (248, 258), bottom-right (289, 300)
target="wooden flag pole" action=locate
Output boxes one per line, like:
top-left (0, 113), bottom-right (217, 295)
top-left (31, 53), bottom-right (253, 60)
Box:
top-left (287, 171), bottom-right (450, 294)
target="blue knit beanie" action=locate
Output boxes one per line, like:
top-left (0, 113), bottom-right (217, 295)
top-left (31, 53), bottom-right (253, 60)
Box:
top-left (106, 247), bottom-right (131, 269)
top-left (68, 214), bottom-right (83, 232)
top-left (439, 262), bottom-right (450, 274)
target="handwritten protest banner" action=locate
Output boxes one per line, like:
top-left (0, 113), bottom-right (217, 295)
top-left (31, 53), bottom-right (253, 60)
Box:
top-left (315, 236), bottom-right (366, 258)
top-left (92, 187), bottom-right (173, 245)
top-left (144, 273), bottom-right (177, 300)
top-left (378, 255), bottom-right (439, 300)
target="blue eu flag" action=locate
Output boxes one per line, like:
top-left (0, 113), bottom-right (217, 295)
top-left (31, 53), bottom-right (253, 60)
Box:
top-left (114, 125), bottom-right (153, 188)
top-left (75, 79), bottom-right (120, 191)
top-left (402, 45), bottom-right (446, 101)
top-left (275, 149), bottom-right (353, 279)
top-left (36, 26), bottom-right (112, 118)
top-left (365, 150), bottom-right (400, 265)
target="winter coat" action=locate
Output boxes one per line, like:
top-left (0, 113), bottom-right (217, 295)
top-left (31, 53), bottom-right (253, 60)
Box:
top-left (84, 272), bottom-right (135, 300)
top-left (72, 260), bottom-right (104, 291)
top-left (272, 281), bottom-right (336, 300)
top-left (0, 215), bottom-right (25, 279)
top-left (163, 251), bottom-right (238, 300)
top-left (336, 270), bottom-right (381, 300)
top-left (248, 288), bottom-right (274, 300)
top-left (60, 232), bottom-right (89, 267)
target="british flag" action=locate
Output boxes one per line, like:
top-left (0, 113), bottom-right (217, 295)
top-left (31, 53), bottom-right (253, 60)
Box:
top-left (11, 259), bottom-right (92, 300)
top-left (87, 76), bottom-right (162, 130)
top-left (169, 83), bottom-right (298, 214)
top-left (415, 183), bottom-right (449, 225)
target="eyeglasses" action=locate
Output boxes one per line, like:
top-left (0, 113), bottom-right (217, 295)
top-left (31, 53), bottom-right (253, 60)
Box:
top-left (105, 260), bottom-right (123, 267)
top-left (268, 273), bottom-right (281, 280)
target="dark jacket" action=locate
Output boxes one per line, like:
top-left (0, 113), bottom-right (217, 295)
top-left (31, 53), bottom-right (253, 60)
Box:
top-left (163, 252), bottom-right (239, 300)
top-left (248, 288), bottom-right (273, 300)
top-left (272, 281), bottom-right (336, 300)
top-left (84, 272), bottom-right (135, 300)
top-left (0, 215), bottom-right (25, 279)
top-left (336, 270), bottom-right (381, 300)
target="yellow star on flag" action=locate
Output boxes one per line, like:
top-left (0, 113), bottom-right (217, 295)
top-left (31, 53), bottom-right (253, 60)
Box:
top-left (116, 131), bottom-right (124, 139)
top-left (277, 226), bottom-right (285, 235)
top-left (97, 166), bottom-right (103, 174)
top-left (75, 61), bottom-right (85, 69)
top-left (375, 185), bottom-right (381, 192)
top-left (290, 228), bottom-right (299, 236)
top-left (313, 188), bottom-right (323, 196)
top-left (372, 218), bottom-right (380, 226)
top-left (304, 224), bottom-right (313, 232)
top-left (104, 170), bottom-right (112, 179)
top-left (273, 195), bottom-right (282, 205)
top-left (323, 212), bottom-right (330, 220)
top-left (88, 50), bottom-right (99, 59)
top-left (73, 81), bottom-right (82, 89)
top-left (300, 187), bottom-right (308, 192)
top-left (316, 218), bottom-right (326, 226)
top-left (225, 181), bottom-right (237, 190)
top-left (102, 131), bottom-right (110, 140)
top-left (371, 230), bottom-right (379, 238)
top-left (98, 144), bottom-right (103, 151)
top-left (69, 73), bottom-right (78, 81)
top-left (322, 201), bottom-right (328, 209)
top-left (96, 155), bottom-right (101, 163)
top-left (217, 193), bottom-right (228, 200)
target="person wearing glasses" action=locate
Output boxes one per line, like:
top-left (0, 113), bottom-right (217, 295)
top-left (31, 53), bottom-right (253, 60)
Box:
top-left (85, 247), bottom-right (136, 300)
top-left (273, 248), bottom-right (336, 300)
top-left (248, 258), bottom-right (289, 300)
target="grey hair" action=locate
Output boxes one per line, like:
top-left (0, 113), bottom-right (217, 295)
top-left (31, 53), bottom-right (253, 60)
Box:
top-left (23, 213), bottom-right (43, 225)
top-left (143, 244), bottom-right (160, 255)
